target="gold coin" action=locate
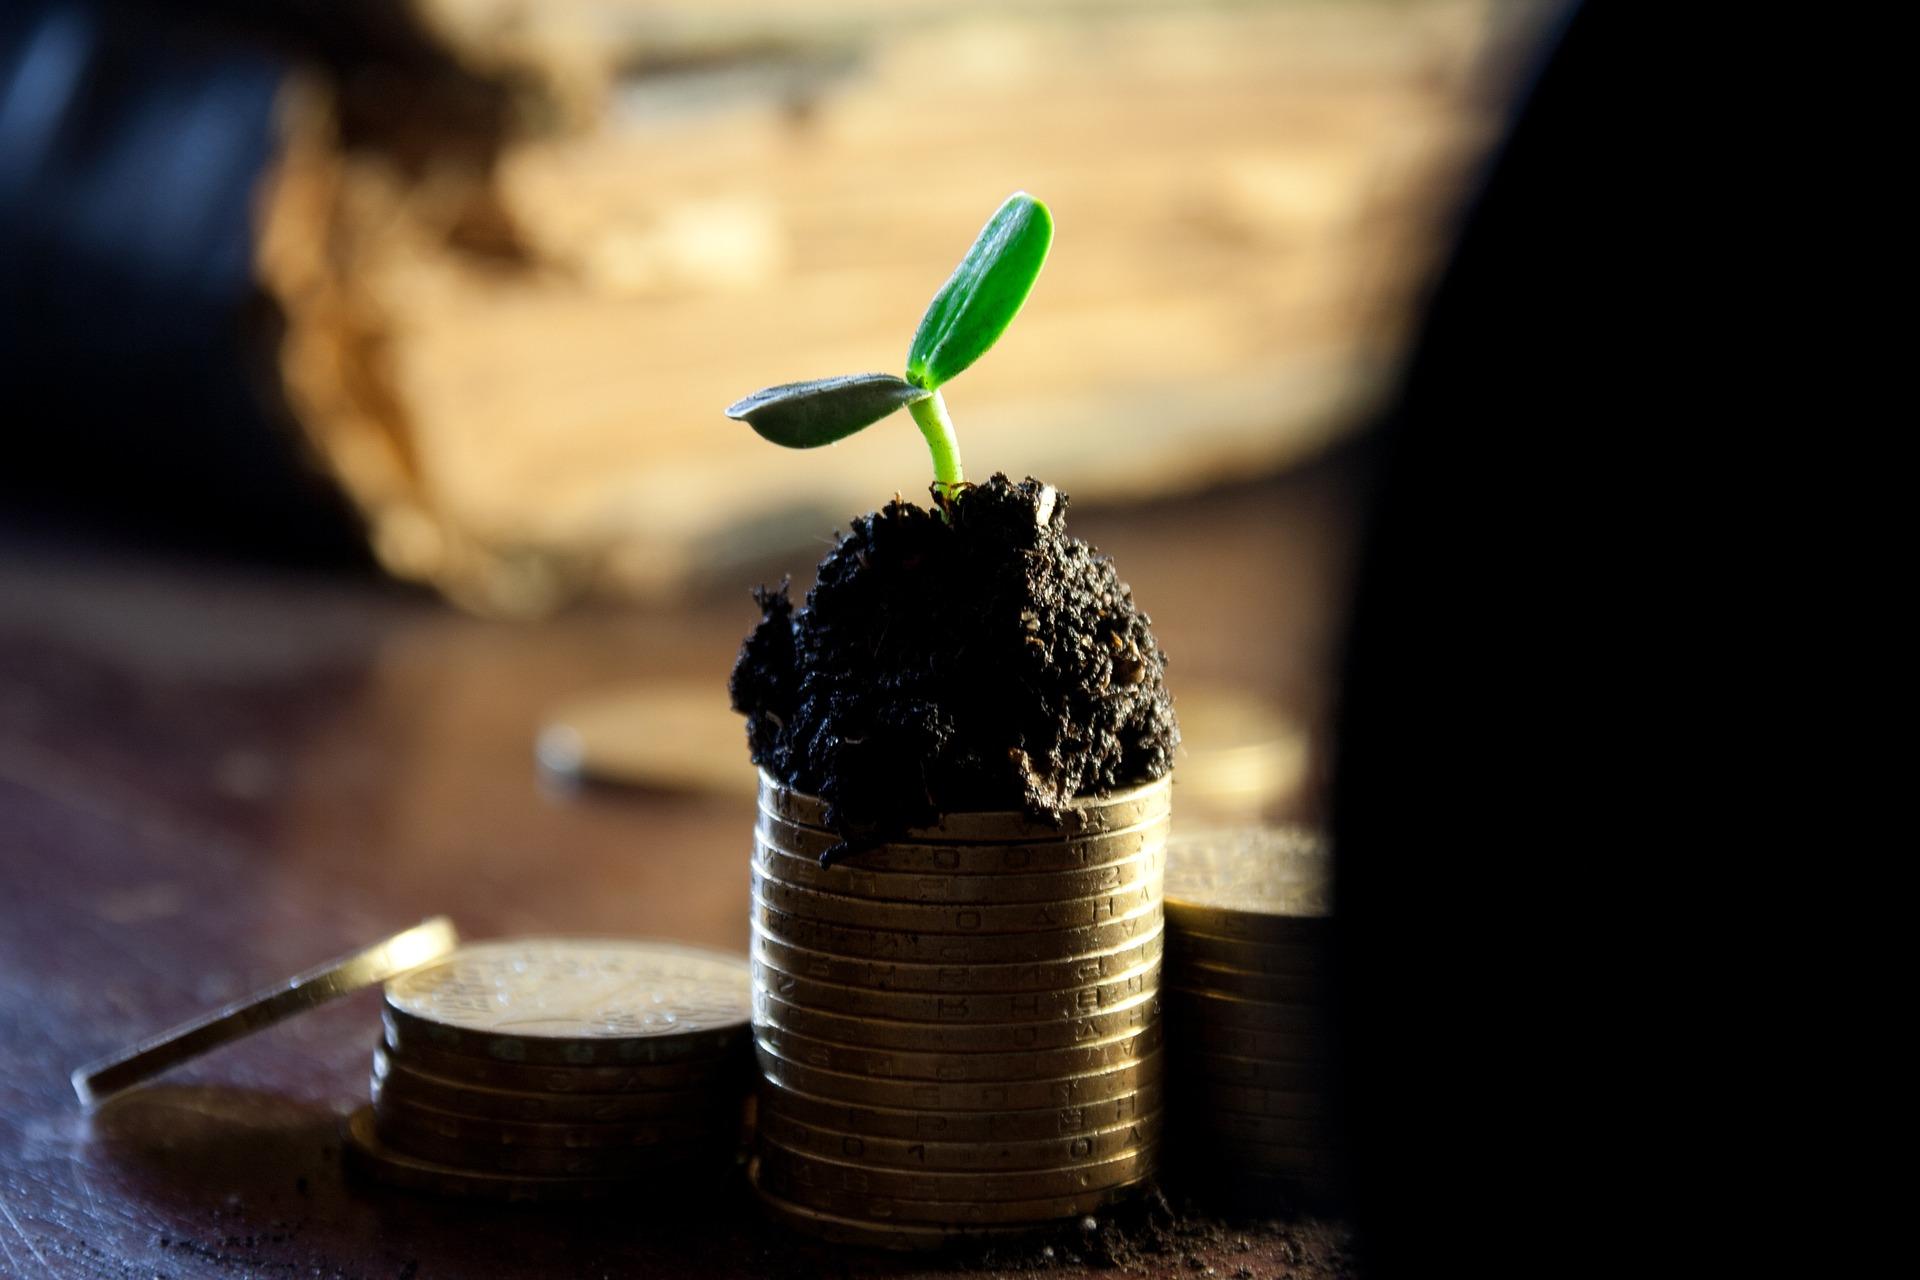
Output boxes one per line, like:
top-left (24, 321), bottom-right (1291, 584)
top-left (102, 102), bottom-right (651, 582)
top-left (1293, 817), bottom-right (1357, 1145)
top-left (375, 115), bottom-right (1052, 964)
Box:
top-left (752, 894), bottom-right (1162, 964)
top-left (342, 1106), bottom-right (631, 1202)
top-left (371, 1092), bottom-right (738, 1150)
top-left (383, 1037), bottom-right (748, 1094)
top-left (752, 955), bottom-right (1159, 1024)
top-left (371, 1045), bottom-right (733, 1124)
top-left (755, 1043), bottom-right (1163, 1112)
top-left (760, 773), bottom-right (1171, 843)
top-left (382, 939), bottom-right (752, 1066)
top-left (1187, 1050), bottom-right (1331, 1091)
top-left (754, 988), bottom-right (1159, 1055)
top-left (755, 1021), bottom-right (1162, 1082)
top-left (754, 1164), bottom-right (1151, 1226)
top-left (1164, 987), bottom-right (1322, 1034)
top-left (536, 682), bottom-right (753, 797)
top-left (752, 838), bottom-right (1165, 904)
top-left (1164, 826), bottom-right (1331, 942)
top-left (758, 1075), bottom-right (1163, 1144)
top-left (375, 1115), bottom-right (718, 1177)
top-left (1166, 930), bottom-right (1327, 977)
top-left (757, 1135), bottom-right (1158, 1202)
top-left (750, 1167), bottom-right (1041, 1250)
top-left (1177, 1080), bottom-right (1326, 1120)
top-left (71, 917), bottom-right (458, 1108)
top-left (758, 1108), bottom-right (1162, 1173)
top-left (1164, 956), bottom-right (1327, 1003)
top-left (1163, 1017), bottom-right (1328, 1062)
top-left (751, 867), bottom-right (1159, 936)
top-left (751, 922), bottom-right (1166, 995)
top-left (757, 811), bottom-right (1170, 877)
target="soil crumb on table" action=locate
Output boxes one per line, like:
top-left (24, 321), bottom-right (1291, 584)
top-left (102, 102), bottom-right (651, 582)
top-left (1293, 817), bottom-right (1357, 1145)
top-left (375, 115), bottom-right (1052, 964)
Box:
top-left (730, 474), bottom-right (1179, 852)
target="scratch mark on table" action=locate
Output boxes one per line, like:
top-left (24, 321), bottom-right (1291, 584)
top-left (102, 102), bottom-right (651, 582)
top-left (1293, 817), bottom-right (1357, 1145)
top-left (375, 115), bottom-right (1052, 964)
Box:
top-left (0, 1186), bottom-right (51, 1272)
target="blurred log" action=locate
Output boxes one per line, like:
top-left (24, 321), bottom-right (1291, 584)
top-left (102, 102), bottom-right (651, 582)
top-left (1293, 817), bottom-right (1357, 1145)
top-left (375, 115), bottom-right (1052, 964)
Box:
top-left (256, 0), bottom-right (1523, 615)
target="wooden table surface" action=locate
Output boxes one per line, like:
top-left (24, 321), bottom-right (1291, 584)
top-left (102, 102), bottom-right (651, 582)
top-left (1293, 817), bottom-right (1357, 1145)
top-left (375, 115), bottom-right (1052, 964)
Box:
top-left (0, 463), bottom-right (1360, 1279)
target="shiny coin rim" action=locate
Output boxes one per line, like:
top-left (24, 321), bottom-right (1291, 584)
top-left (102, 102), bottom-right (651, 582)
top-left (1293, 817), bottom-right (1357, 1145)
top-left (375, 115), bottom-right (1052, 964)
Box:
top-left (1165, 902), bottom-right (1333, 944)
top-left (1166, 929), bottom-right (1328, 976)
top-left (753, 954), bottom-right (1160, 1024)
top-left (754, 1020), bottom-right (1163, 1083)
top-left (758, 811), bottom-right (1170, 876)
top-left (754, 986), bottom-right (1159, 1054)
top-left (757, 1134), bottom-right (1159, 1202)
top-left (752, 894), bottom-right (1163, 964)
top-left (757, 1108), bottom-right (1163, 1173)
top-left (755, 1043), bottom-right (1163, 1112)
top-left (749, 1164), bottom-right (1044, 1250)
top-left (1164, 956), bottom-right (1327, 1003)
top-left (751, 922), bottom-right (1166, 995)
top-left (1164, 826), bottom-right (1330, 916)
top-left (382, 939), bottom-right (752, 1065)
top-left (751, 866), bottom-right (1160, 936)
top-left (380, 1036), bottom-right (748, 1094)
top-left (753, 838), bottom-right (1165, 904)
top-left (1164, 986), bottom-right (1321, 1033)
top-left (72, 917), bottom-right (458, 1108)
top-left (761, 773), bottom-right (1170, 843)
top-left (371, 1046), bottom-right (736, 1124)
top-left (758, 1074), bottom-right (1163, 1144)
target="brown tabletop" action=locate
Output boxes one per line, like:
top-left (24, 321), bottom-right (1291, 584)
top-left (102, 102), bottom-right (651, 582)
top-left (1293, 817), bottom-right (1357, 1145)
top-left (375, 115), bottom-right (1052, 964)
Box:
top-left (0, 465), bottom-right (1360, 1279)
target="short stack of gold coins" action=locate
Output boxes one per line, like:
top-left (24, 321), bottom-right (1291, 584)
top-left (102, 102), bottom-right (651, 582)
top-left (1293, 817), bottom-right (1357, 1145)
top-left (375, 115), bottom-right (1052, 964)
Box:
top-left (343, 939), bottom-right (754, 1202)
top-left (747, 772), bottom-right (1173, 1249)
top-left (1161, 826), bottom-right (1342, 1199)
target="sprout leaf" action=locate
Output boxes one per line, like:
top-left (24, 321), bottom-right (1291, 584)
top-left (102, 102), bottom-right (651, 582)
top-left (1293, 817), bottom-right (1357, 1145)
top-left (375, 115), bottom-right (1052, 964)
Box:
top-left (726, 373), bottom-right (931, 449)
top-left (905, 193), bottom-right (1053, 392)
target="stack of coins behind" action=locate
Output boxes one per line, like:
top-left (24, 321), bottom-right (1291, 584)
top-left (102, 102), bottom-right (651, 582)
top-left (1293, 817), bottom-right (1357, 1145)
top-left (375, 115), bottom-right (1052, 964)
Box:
top-left (1162, 827), bottom-right (1341, 1200)
top-left (748, 773), bottom-right (1173, 1249)
top-left (344, 939), bottom-right (754, 1202)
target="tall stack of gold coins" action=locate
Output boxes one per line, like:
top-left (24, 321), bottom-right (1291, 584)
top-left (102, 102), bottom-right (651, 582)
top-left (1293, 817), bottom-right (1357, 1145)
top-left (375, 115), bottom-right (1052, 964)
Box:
top-left (747, 773), bottom-right (1173, 1249)
top-left (343, 939), bottom-right (754, 1202)
top-left (1162, 827), bottom-right (1341, 1198)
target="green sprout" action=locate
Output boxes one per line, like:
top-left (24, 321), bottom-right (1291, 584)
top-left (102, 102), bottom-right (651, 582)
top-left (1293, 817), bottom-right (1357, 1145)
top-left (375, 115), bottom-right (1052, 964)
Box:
top-left (725, 192), bottom-right (1054, 502)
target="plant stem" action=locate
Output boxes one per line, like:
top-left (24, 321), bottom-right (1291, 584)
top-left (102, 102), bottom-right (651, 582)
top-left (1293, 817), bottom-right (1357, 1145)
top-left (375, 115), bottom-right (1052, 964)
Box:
top-left (908, 391), bottom-right (965, 501)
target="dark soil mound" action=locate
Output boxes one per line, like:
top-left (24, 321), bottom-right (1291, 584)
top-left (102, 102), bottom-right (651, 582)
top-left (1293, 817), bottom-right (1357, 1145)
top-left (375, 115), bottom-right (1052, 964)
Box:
top-left (730, 474), bottom-right (1178, 857)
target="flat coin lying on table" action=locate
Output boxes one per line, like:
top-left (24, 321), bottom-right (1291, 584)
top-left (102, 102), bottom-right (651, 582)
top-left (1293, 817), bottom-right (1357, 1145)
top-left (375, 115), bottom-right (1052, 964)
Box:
top-left (382, 938), bottom-right (752, 1066)
top-left (537, 682), bottom-right (752, 796)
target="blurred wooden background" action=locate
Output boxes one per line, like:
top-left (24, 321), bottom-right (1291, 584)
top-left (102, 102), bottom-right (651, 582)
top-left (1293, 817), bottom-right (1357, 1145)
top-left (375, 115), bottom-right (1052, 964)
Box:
top-left (258, 0), bottom-right (1529, 614)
